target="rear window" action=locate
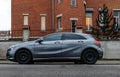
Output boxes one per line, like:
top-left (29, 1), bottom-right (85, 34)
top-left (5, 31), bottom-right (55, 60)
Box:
top-left (84, 34), bottom-right (95, 40)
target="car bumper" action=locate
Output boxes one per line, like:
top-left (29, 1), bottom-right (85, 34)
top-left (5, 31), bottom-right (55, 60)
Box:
top-left (6, 48), bottom-right (15, 61)
top-left (98, 49), bottom-right (103, 59)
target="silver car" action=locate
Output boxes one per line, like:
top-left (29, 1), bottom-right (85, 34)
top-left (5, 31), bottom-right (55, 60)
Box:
top-left (7, 32), bottom-right (103, 64)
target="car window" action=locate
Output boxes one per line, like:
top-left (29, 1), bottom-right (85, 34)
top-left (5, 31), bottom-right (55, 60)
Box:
top-left (43, 34), bottom-right (62, 41)
top-left (62, 34), bottom-right (86, 40)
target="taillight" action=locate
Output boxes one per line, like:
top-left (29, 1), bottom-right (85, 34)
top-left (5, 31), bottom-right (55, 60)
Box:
top-left (95, 40), bottom-right (101, 47)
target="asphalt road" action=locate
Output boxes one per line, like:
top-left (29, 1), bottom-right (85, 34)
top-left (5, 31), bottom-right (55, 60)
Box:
top-left (0, 64), bottom-right (120, 77)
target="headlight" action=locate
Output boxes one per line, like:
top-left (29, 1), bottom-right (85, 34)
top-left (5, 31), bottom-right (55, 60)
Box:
top-left (9, 45), bottom-right (17, 50)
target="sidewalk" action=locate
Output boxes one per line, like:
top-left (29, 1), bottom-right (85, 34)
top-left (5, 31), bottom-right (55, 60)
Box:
top-left (0, 60), bottom-right (120, 65)
top-left (97, 60), bottom-right (120, 65)
top-left (0, 60), bottom-right (17, 64)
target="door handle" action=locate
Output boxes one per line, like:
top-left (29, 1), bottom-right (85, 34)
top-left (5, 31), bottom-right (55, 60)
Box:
top-left (78, 41), bottom-right (84, 43)
top-left (54, 42), bottom-right (60, 44)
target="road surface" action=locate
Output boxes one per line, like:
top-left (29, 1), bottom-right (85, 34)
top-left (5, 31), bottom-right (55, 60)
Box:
top-left (0, 64), bottom-right (120, 77)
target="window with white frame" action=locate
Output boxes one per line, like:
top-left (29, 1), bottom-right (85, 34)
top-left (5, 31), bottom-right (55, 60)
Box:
top-left (71, 0), bottom-right (76, 6)
top-left (114, 10), bottom-right (120, 27)
top-left (40, 14), bottom-right (46, 31)
top-left (23, 14), bottom-right (29, 25)
top-left (58, 0), bottom-right (62, 4)
top-left (57, 17), bottom-right (61, 31)
top-left (86, 13), bottom-right (93, 30)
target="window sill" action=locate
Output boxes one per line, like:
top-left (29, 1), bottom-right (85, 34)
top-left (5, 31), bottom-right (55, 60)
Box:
top-left (86, 29), bottom-right (92, 33)
top-left (41, 30), bottom-right (46, 32)
top-left (22, 25), bottom-right (30, 29)
top-left (71, 5), bottom-right (78, 8)
top-left (58, 2), bottom-right (62, 4)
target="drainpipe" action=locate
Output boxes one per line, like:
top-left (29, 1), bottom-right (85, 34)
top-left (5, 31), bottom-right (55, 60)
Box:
top-left (52, 0), bottom-right (55, 32)
top-left (84, 0), bottom-right (87, 33)
top-left (83, 0), bottom-right (87, 14)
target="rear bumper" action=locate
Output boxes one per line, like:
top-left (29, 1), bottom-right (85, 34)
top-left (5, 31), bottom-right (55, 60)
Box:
top-left (98, 49), bottom-right (103, 59)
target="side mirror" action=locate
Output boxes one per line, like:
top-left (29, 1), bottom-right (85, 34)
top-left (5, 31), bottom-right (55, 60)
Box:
top-left (36, 37), bottom-right (43, 44)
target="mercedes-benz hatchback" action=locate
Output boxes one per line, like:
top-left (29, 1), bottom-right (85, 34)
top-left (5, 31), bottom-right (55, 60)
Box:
top-left (7, 32), bottom-right (103, 64)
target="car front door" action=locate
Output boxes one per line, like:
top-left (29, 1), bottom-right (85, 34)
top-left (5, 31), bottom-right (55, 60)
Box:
top-left (34, 33), bottom-right (63, 58)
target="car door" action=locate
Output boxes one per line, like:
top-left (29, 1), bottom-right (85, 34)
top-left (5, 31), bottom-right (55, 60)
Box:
top-left (61, 33), bottom-right (87, 57)
top-left (34, 33), bottom-right (63, 58)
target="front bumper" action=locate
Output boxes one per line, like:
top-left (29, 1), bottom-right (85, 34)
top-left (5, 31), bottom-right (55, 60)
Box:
top-left (6, 48), bottom-right (15, 61)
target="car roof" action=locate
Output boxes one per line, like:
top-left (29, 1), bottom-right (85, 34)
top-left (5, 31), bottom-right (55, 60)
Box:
top-left (52, 32), bottom-right (88, 36)
top-left (52, 32), bottom-right (94, 40)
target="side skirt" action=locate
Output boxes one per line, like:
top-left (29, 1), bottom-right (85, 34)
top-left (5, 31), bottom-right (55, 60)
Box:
top-left (33, 57), bottom-right (81, 62)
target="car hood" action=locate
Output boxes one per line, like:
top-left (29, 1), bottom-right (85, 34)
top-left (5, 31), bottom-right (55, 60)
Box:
top-left (18, 40), bottom-right (36, 46)
top-left (9, 40), bottom-right (36, 49)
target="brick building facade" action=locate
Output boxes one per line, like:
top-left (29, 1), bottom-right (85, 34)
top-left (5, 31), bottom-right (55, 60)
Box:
top-left (12, 0), bottom-right (120, 40)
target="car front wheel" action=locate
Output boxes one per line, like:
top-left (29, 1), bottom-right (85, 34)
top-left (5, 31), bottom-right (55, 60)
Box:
top-left (15, 49), bottom-right (33, 64)
top-left (81, 49), bottom-right (98, 64)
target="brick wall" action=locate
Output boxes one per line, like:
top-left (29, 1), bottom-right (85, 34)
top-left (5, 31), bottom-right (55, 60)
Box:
top-left (54, 0), bottom-right (86, 32)
top-left (12, 0), bottom-right (53, 37)
top-left (12, 0), bottom-right (86, 37)
top-left (12, 0), bottom-right (120, 37)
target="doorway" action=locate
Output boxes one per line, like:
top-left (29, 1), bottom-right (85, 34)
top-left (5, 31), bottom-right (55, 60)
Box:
top-left (23, 29), bottom-right (29, 41)
top-left (71, 20), bottom-right (76, 32)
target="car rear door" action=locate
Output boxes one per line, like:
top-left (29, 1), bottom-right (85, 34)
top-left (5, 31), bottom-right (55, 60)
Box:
top-left (61, 33), bottom-right (87, 57)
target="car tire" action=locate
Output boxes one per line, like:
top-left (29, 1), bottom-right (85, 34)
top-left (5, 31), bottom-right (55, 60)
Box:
top-left (81, 49), bottom-right (98, 64)
top-left (15, 49), bottom-right (33, 64)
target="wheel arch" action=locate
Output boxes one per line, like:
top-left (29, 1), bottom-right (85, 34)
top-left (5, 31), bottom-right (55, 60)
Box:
top-left (14, 48), bottom-right (33, 61)
top-left (81, 47), bottom-right (99, 59)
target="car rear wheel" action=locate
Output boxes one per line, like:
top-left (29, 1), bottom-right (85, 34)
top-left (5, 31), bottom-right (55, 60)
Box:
top-left (15, 49), bottom-right (33, 64)
top-left (81, 49), bottom-right (98, 64)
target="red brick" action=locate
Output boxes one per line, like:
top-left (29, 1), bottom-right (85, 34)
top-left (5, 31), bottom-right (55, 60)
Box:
top-left (12, 0), bottom-right (120, 37)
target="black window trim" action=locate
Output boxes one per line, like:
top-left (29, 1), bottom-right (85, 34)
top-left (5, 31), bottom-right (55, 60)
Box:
top-left (43, 33), bottom-right (62, 41)
top-left (61, 34), bottom-right (87, 40)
